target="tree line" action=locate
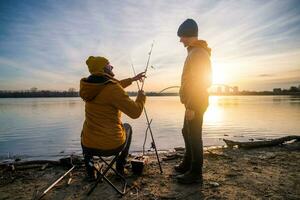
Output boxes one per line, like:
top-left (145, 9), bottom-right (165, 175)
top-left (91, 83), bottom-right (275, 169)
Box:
top-left (0, 90), bottom-right (79, 98)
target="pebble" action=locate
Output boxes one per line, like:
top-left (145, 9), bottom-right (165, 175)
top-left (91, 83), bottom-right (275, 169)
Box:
top-left (226, 172), bottom-right (238, 177)
top-left (208, 181), bottom-right (220, 187)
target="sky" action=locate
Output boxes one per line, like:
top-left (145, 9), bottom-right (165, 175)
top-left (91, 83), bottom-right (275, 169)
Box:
top-left (0, 0), bottom-right (300, 92)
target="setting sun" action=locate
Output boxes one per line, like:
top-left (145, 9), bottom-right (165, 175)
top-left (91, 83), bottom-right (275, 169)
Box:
top-left (212, 62), bottom-right (228, 85)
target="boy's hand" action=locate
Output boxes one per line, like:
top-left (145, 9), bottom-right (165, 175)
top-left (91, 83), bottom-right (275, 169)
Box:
top-left (132, 72), bottom-right (146, 82)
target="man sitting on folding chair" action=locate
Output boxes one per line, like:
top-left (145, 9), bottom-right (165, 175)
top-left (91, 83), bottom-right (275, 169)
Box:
top-left (80, 56), bottom-right (146, 184)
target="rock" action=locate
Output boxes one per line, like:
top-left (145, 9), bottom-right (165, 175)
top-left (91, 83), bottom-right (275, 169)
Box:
top-left (8, 164), bottom-right (15, 171)
top-left (41, 163), bottom-right (48, 170)
top-left (208, 181), bottom-right (220, 187)
top-left (143, 190), bottom-right (152, 197)
top-left (160, 182), bottom-right (167, 187)
top-left (162, 153), bottom-right (182, 161)
top-left (140, 180), bottom-right (147, 186)
top-left (258, 153), bottom-right (276, 160)
top-left (67, 178), bottom-right (72, 185)
top-left (59, 155), bottom-right (82, 166)
top-left (256, 137), bottom-right (267, 141)
top-left (174, 147), bottom-right (185, 152)
top-left (159, 194), bottom-right (177, 199)
top-left (226, 172), bottom-right (239, 177)
top-left (231, 167), bottom-right (241, 172)
top-left (249, 160), bottom-right (258, 165)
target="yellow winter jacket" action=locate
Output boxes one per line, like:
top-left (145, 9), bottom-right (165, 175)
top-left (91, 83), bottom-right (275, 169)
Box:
top-left (80, 74), bottom-right (145, 150)
top-left (179, 40), bottom-right (212, 112)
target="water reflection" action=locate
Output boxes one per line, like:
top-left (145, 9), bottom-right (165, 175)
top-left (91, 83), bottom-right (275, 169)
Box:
top-left (0, 96), bottom-right (299, 160)
top-left (205, 97), bottom-right (224, 123)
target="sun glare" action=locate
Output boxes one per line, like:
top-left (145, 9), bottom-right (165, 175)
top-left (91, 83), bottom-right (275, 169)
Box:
top-left (211, 62), bottom-right (227, 85)
top-left (204, 96), bottom-right (223, 123)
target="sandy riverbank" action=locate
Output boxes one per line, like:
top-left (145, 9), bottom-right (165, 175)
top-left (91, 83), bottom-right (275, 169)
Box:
top-left (1, 141), bottom-right (300, 200)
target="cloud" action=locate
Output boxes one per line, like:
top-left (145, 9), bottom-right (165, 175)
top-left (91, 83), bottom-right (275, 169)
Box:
top-left (258, 74), bottom-right (274, 77)
top-left (0, 0), bottom-right (300, 91)
top-left (0, 57), bottom-right (82, 90)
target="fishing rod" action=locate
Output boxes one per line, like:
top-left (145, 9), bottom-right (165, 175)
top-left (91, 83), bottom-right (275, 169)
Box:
top-left (140, 41), bottom-right (154, 90)
top-left (131, 62), bottom-right (141, 91)
top-left (34, 156), bottom-right (75, 200)
top-left (142, 119), bottom-right (152, 155)
top-left (131, 43), bottom-right (163, 173)
top-left (131, 62), bottom-right (153, 155)
top-left (132, 66), bottom-right (162, 174)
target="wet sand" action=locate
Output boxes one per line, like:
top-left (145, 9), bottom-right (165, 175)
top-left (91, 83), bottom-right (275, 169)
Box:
top-left (1, 142), bottom-right (300, 200)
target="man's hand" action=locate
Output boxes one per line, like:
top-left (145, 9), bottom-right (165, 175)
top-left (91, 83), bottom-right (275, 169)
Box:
top-left (132, 72), bottom-right (146, 82)
top-left (137, 90), bottom-right (146, 100)
top-left (138, 90), bottom-right (145, 96)
top-left (185, 109), bottom-right (195, 120)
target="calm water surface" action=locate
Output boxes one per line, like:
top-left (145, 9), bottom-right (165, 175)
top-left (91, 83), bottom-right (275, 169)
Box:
top-left (0, 96), bottom-right (299, 160)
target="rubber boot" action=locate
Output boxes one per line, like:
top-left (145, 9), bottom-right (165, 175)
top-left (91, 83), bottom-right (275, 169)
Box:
top-left (116, 161), bottom-right (125, 176)
top-left (116, 123), bottom-right (132, 176)
top-left (176, 163), bottom-right (203, 184)
top-left (177, 113), bottom-right (204, 184)
top-left (83, 155), bottom-right (97, 182)
top-left (176, 137), bottom-right (203, 184)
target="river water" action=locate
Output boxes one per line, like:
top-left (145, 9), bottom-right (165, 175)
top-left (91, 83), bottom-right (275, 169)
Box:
top-left (0, 96), bottom-right (299, 161)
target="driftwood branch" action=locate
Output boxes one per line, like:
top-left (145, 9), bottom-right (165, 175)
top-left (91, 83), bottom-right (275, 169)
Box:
top-left (0, 156), bottom-right (83, 170)
top-left (0, 160), bottom-right (60, 170)
top-left (223, 135), bottom-right (300, 149)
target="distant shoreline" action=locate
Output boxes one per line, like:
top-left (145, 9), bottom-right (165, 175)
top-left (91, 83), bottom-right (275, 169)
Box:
top-left (0, 93), bottom-right (299, 98)
top-left (1, 89), bottom-right (300, 98)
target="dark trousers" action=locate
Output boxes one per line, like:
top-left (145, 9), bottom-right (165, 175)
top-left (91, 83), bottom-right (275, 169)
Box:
top-left (182, 110), bottom-right (205, 173)
top-left (81, 123), bottom-right (132, 176)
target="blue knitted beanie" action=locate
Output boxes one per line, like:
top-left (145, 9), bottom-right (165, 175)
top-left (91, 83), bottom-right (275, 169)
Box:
top-left (177, 19), bottom-right (198, 37)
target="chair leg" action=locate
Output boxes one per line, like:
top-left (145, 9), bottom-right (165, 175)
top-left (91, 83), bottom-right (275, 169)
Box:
top-left (87, 156), bottom-right (128, 196)
top-left (101, 173), bottom-right (127, 195)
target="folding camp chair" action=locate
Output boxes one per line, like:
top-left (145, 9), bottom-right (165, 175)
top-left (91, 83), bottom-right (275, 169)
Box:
top-left (83, 124), bottom-right (133, 196)
top-left (86, 151), bottom-right (128, 196)
top-left (85, 124), bottom-right (133, 196)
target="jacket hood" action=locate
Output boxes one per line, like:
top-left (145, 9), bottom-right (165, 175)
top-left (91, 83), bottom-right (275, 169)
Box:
top-left (80, 74), bottom-right (116, 101)
top-left (189, 40), bottom-right (211, 56)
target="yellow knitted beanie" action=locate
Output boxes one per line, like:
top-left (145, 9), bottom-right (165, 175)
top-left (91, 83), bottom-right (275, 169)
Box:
top-left (86, 56), bottom-right (109, 75)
